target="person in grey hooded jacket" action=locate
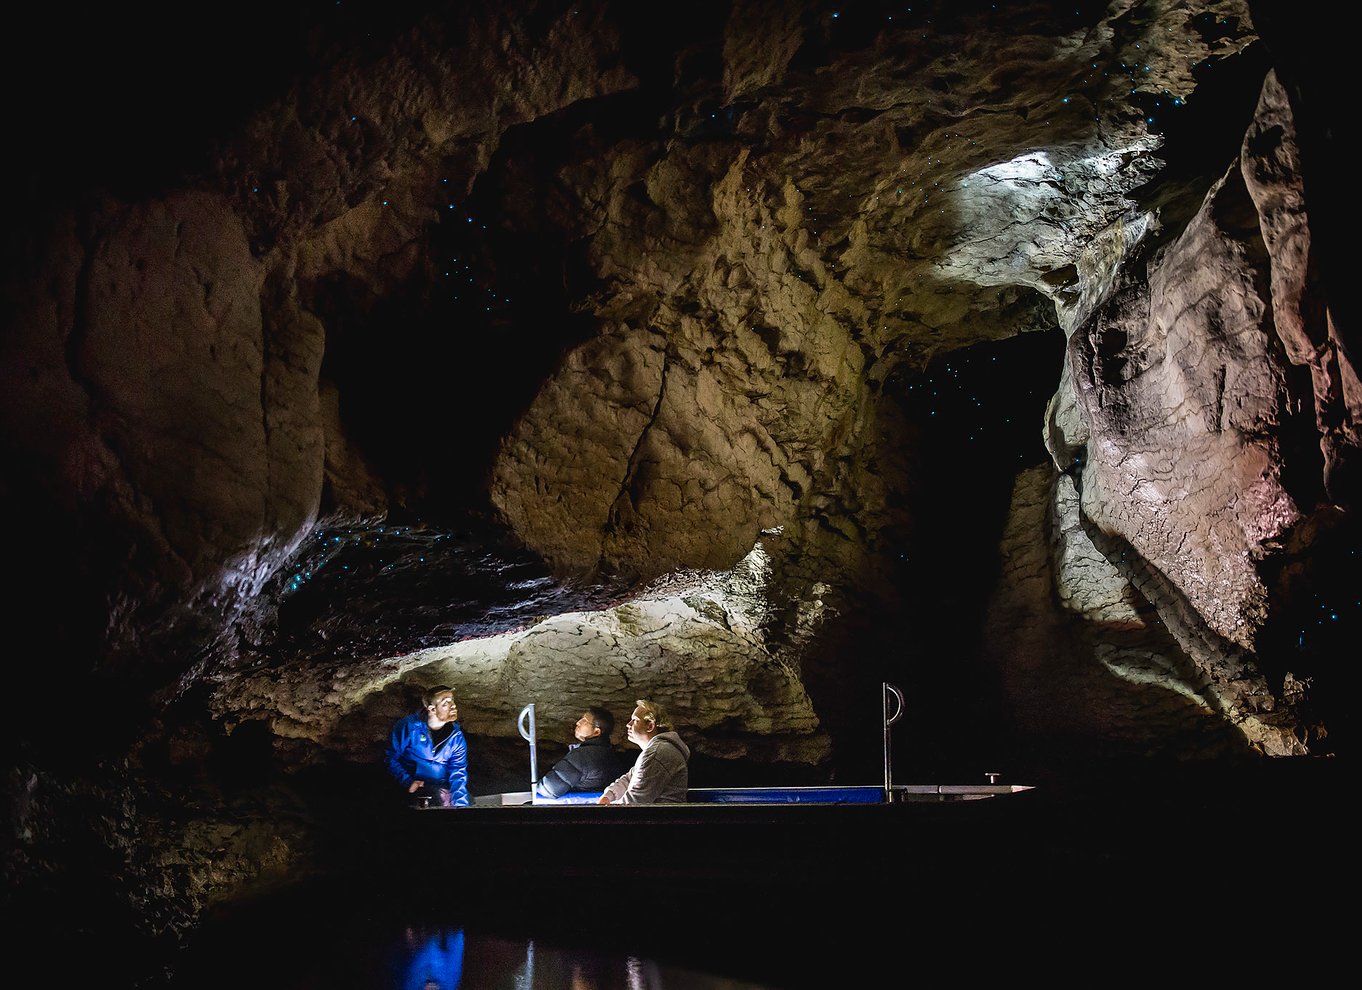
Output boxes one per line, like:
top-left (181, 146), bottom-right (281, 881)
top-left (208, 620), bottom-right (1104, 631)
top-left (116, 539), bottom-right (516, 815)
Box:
top-left (598, 699), bottom-right (690, 805)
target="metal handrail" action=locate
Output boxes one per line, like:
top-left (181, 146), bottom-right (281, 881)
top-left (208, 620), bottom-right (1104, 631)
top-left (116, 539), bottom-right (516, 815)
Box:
top-left (883, 682), bottom-right (905, 800)
top-left (517, 703), bottom-right (538, 787)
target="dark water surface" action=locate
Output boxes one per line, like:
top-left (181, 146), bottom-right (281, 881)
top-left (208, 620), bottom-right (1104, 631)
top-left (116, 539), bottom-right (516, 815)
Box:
top-left (173, 869), bottom-right (792, 990)
top-left (177, 899), bottom-right (771, 989)
top-left (173, 758), bottom-right (1351, 988)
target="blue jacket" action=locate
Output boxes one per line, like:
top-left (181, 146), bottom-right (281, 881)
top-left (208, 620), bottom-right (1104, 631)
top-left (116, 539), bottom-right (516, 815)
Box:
top-left (384, 714), bottom-right (470, 806)
top-left (399, 929), bottom-right (464, 990)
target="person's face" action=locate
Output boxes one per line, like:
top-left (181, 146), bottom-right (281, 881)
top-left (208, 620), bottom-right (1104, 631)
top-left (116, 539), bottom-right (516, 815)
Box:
top-left (428, 692), bottom-right (458, 724)
top-left (625, 706), bottom-right (654, 747)
top-left (573, 712), bottom-right (600, 742)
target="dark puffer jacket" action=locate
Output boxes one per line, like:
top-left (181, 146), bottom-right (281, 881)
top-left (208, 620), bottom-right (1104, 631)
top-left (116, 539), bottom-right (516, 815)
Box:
top-left (536, 736), bottom-right (626, 797)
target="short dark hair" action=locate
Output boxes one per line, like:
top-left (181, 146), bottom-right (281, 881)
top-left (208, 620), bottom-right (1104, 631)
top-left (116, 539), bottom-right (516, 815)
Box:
top-left (586, 706), bottom-right (614, 739)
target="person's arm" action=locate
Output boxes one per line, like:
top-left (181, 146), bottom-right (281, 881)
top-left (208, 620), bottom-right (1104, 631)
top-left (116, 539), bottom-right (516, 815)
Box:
top-left (538, 750), bottom-right (583, 798)
top-left (614, 741), bottom-right (679, 805)
top-left (446, 728), bottom-right (470, 807)
top-left (599, 767), bottom-right (632, 804)
top-left (383, 720), bottom-right (417, 791)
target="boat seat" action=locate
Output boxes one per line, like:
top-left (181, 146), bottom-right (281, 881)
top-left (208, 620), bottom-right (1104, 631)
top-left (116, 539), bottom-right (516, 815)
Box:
top-left (689, 786), bottom-right (885, 804)
top-left (531, 790), bottom-right (606, 805)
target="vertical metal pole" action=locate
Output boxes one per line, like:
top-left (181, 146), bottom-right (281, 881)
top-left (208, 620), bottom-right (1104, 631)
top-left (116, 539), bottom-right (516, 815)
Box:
top-left (517, 703), bottom-right (538, 786)
top-left (883, 683), bottom-right (905, 802)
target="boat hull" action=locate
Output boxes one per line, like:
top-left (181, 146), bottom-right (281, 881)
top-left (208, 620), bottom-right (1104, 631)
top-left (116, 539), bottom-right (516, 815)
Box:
top-left (387, 784), bottom-right (1049, 907)
top-left (468, 783), bottom-right (1035, 806)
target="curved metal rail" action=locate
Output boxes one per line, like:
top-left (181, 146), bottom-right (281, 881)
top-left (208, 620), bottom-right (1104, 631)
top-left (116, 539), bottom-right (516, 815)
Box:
top-left (882, 682), bottom-right (906, 800)
top-left (517, 702), bottom-right (538, 787)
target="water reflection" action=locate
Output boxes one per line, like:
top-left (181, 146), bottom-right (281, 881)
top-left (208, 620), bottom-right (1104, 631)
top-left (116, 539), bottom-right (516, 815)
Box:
top-left (384, 926), bottom-right (767, 990)
top-left (173, 879), bottom-right (780, 989)
top-left (394, 927), bottom-right (464, 990)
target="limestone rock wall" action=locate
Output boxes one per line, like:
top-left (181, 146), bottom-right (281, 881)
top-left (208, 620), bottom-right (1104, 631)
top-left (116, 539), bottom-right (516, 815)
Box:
top-left (1, 2), bottom-right (636, 684)
top-left (0, 0), bottom-right (1342, 787)
top-left (984, 466), bottom-right (1251, 760)
top-left (1048, 70), bottom-right (1352, 753)
top-left (213, 541), bottom-right (831, 771)
top-left (1239, 72), bottom-right (1360, 506)
top-left (4, 5), bottom-right (1354, 975)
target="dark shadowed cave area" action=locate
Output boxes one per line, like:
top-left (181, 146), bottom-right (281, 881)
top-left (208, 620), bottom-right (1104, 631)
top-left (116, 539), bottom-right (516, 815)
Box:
top-left (1, 1), bottom-right (1356, 986)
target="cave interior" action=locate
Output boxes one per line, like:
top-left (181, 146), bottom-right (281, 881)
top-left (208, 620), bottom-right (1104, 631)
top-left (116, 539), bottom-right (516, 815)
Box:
top-left (1, 0), bottom-right (1355, 984)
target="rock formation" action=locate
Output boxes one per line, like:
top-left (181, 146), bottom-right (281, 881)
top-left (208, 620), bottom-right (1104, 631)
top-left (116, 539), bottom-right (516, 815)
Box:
top-left (0, 1), bottom-right (1352, 981)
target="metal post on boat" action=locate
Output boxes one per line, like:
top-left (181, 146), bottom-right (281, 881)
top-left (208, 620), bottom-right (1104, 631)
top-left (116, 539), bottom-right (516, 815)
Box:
top-left (517, 703), bottom-right (538, 788)
top-left (883, 682), bottom-right (905, 803)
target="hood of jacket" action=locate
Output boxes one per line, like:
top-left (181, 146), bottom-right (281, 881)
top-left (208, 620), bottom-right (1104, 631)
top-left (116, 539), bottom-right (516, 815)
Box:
top-left (649, 730), bottom-right (690, 760)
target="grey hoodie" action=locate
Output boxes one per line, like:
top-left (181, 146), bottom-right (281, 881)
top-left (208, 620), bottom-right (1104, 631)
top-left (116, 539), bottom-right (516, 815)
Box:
top-left (602, 730), bottom-right (691, 804)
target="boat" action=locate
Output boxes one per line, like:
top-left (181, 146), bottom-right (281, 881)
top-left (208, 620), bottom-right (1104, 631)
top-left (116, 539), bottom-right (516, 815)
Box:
top-left (364, 691), bottom-right (1342, 976)
top-left (418, 683), bottom-right (1034, 809)
top-left (386, 686), bottom-right (1037, 914)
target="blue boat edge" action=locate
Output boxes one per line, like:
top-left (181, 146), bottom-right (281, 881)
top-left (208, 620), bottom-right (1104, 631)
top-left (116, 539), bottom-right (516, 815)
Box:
top-left (462, 782), bottom-right (1036, 807)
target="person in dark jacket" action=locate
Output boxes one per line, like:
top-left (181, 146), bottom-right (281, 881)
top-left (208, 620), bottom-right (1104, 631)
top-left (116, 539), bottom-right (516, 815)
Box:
top-left (535, 706), bottom-right (626, 798)
top-left (384, 685), bottom-right (470, 807)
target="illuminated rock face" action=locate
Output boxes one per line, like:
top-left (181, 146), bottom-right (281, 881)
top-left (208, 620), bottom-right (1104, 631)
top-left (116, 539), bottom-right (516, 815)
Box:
top-left (214, 539), bottom-right (830, 766)
top-left (984, 467), bottom-right (1251, 758)
top-left (4, 1), bottom-right (1349, 760)
top-left (1, 8), bottom-right (1355, 944)
top-left (1051, 70), bottom-right (1350, 753)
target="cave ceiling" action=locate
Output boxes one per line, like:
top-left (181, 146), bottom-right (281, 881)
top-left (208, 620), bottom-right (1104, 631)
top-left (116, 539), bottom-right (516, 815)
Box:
top-left (1, 0), bottom-right (1354, 785)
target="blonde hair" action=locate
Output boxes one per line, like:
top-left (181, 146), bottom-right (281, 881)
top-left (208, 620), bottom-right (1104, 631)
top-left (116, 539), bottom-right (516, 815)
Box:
top-left (634, 698), bottom-right (673, 732)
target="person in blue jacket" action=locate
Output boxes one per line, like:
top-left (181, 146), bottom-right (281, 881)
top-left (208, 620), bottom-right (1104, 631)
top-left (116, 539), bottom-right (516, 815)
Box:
top-left (384, 685), bottom-right (470, 807)
top-left (393, 926), bottom-right (464, 990)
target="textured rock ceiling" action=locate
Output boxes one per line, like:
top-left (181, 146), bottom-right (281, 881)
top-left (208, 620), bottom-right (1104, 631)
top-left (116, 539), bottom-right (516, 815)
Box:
top-left (1, 0), bottom-right (1355, 964)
